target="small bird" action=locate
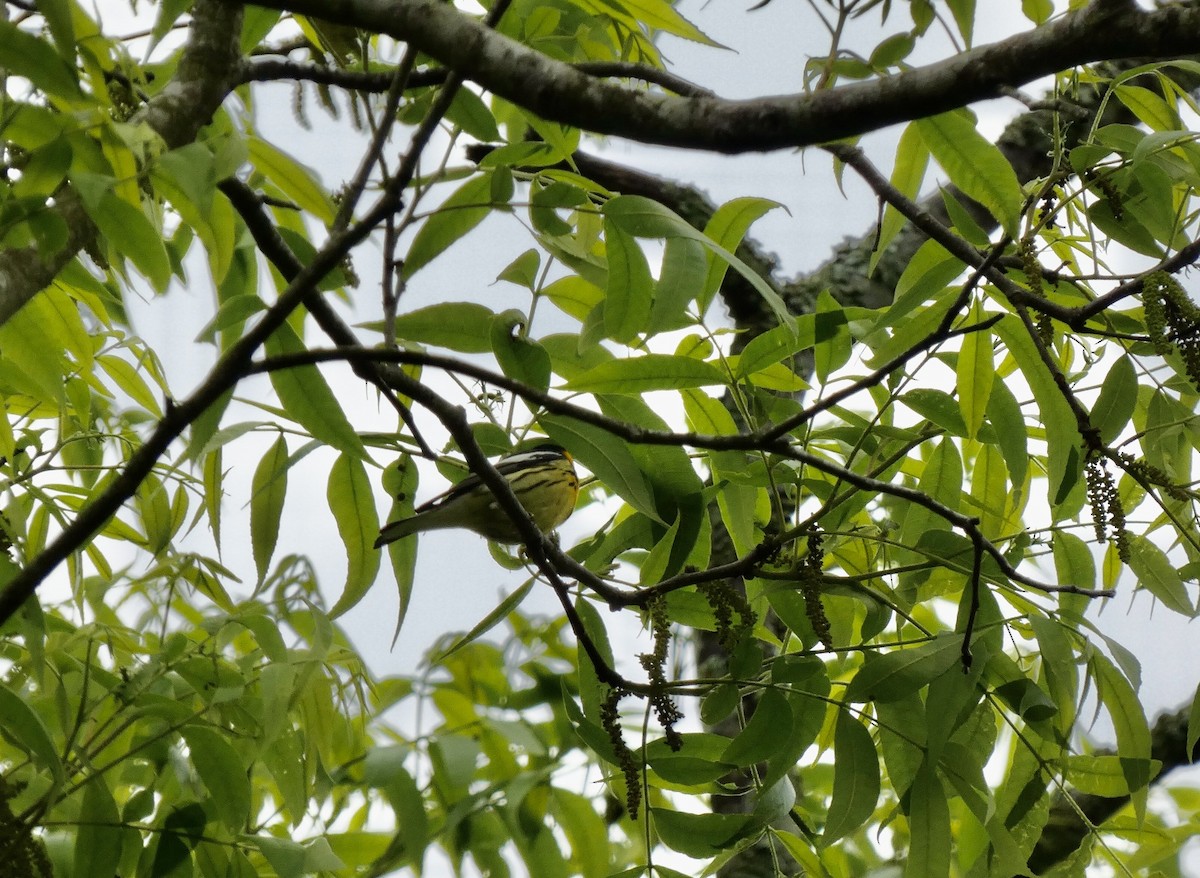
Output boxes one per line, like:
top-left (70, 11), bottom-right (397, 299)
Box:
top-left (374, 443), bottom-right (579, 546)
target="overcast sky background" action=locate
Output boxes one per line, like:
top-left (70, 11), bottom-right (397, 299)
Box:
top-left (112, 0), bottom-right (1200, 778)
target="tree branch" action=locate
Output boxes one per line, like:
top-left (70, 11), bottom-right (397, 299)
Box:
top-left (240, 0), bottom-right (1200, 153)
top-left (242, 57), bottom-right (714, 98)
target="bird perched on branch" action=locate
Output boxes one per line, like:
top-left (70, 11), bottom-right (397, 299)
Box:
top-left (374, 443), bottom-right (579, 546)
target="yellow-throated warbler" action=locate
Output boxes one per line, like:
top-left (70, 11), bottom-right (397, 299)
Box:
top-left (374, 443), bottom-right (579, 546)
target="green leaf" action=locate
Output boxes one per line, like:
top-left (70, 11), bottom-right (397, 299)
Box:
top-left (813, 290), bottom-right (850, 382)
top-left (873, 123), bottom-right (930, 272)
top-left (736, 310), bottom-right (848, 377)
top-left (491, 310), bottom-right (551, 391)
top-left (262, 729), bottom-right (308, 821)
top-left (1066, 755), bottom-right (1161, 796)
top-left (74, 173), bottom-right (173, 293)
top-left (941, 188), bottom-right (993, 246)
top-left (1087, 185), bottom-right (1164, 257)
top-left (865, 282), bottom-right (959, 371)
top-left (682, 389), bottom-right (759, 555)
top-left (956, 302), bottom-right (993, 440)
top-left (13, 136), bottom-right (72, 199)
top-left (1187, 679), bottom-right (1200, 763)
top-left (870, 32), bottom-right (916, 68)
top-left (699, 196), bottom-right (783, 301)
top-left (565, 353), bottom-right (727, 394)
top-left (552, 789), bottom-right (610, 878)
top-left (898, 439), bottom-right (962, 556)
top-left (541, 415), bottom-right (662, 523)
top-left (154, 804), bottom-right (206, 877)
top-left (992, 678), bottom-right (1058, 723)
top-left (196, 295), bottom-right (267, 346)
top-left (264, 322), bottom-right (367, 457)
top-left (37, 0), bottom-right (76, 60)
top-left (901, 388), bottom-right (968, 437)
top-left (542, 276), bottom-right (604, 323)
top-left (181, 724), bottom-right (251, 830)
top-left (380, 456), bottom-right (418, 642)
top-left (379, 302), bottom-right (496, 353)
top-left (823, 709), bottom-right (881, 843)
top-left (1091, 651), bottom-right (1152, 820)
top-left (0, 683), bottom-right (63, 783)
top-left (446, 87), bottom-right (500, 141)
top-left (498, 248), bottom-right (541, 289)
top-left (604, 0), bottom-right (722, 46)
top-left (0, 300), bottom-right (69, 406)
top-left (328, 452), bottom-right (382, 618)
top-left (603, 218), bottom-right (654, 343)
top-left (884, 239), bottom-right (964, 331)
top-left (1022, 0), bottom-right (1053, 23)
top-left (971, 444), bottom-right (1008, 540)
top-left (302, 838), bottom-right (346, 872)
top-left (275, 227), bottom-right (350, 291)
top-left (0, 20), bottom-right (82, 100)
top-left (906, 762), bottom-right (951, 878)
top-left (74, 776), bottom-right (122, 878)
top-left (1091, 355), bottom-right (1138, 445)
top-left (649, 236), bottom-right (707, 334)
top-left (646, 733), bottom-right (735, 785)
top-left (595, 394), bottom-right (707, 571)
top-left (98, 354), bottom-right (162, 417)
top-left (602, 195), bottom-right (794, 330)
top-left (254, 836), bottom-right (308, 878)
top-left (639, 514), bottom-right (680, 586)
top-left (915, 110), bottom-right (1023, 235)
top-left (1052, 531), bottom-right (1096, 592)
top-left (247, 135), bottom-right (334, 222)
top-left (432, 580), bottom-right (535, 666)
top-left (136, 474), bottom-right (174, 556)
top-left (844, 634), bottom-right (963, 703)
top-left (985, 378), bottom-right (1028, 490)
top-left (993, 316), bottom-right (1080, 516)
top-left (1115, 83), bottom-right (1179, 133)
top-left (187, 390), bottom-right (234, 462)
top-left (404, 172), bottom-right (497, 277)
top-left (721, 688), bottom-right (791, 767)
top-left (250, 435), bottom-right (289, 584)
top-left (652, 809), bottom-right (755, 858)
top-left (1127, 534), bottom-right (1194, 615)
top-left (530, 179), bottom-right (587, 235)
top-left (1030, 616), bottom-right (1079, 731)
top-left (946, 0), bottom-right (975, 45)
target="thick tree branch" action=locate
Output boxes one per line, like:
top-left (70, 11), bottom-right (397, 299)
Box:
top-left (243, 57), bottom-right (714, 98)
top-left (242, 0), bottom-right (1200, 153)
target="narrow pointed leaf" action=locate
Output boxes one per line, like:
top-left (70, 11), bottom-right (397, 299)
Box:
top-left (328, 452), bottom-right (382, 617)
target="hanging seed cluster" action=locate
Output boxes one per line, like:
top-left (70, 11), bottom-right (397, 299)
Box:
top-left (1144, 271), bottom-right (1200, 391)
top-left (801, 529), bottom-right (832, 650)
top-left (701, 581), bottom-right (757, 652)
top-left (599, 686), bottom-right (642, 820)
top-left (1084, 452), bottom-right (1130, 562)
top-left (1019, 238), bottom-right (1054, 345)
top-left (638, 597), bottom-right (684, 752)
